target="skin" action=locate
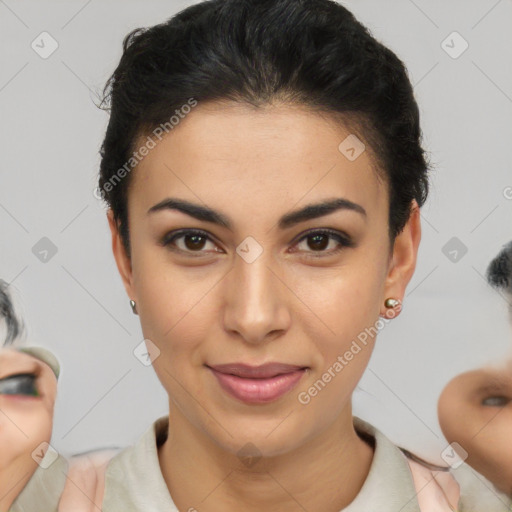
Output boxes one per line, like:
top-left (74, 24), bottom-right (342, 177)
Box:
top-left (438, 361), bottom-right (512, 497)
top-left (108, 101), bottom-right (421, 512)
top-left (0, 349), bottom-right (57, 512)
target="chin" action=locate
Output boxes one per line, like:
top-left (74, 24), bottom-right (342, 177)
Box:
top-left (213, 420), bottom-right (304, 460)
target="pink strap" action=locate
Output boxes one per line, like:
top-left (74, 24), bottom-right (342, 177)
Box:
top-left (406, 458), bottom-right (461, 511)
top-left (58, 450), bottom-right (119, 512)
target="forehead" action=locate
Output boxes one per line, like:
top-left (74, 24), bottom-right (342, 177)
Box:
top-left (0, 348), bottom-right (41, 374)
top-left (128, 102), bottom-right (386, 220)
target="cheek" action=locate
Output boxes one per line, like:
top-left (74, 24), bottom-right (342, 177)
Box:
top-left (470, 406), bottom-right (512, 453)
top-left (439, 392), bottom-right (483, 442)
top-left (135, 274), bottom-right (181, 341)
top-left (135, 268), bottom-right (215, 395)
top-left (134, 241), bottom-right (213, 331)
top-left (467, 408), bottom-right (512, 496)
top-left (282, 271), bottom-right (382, 412)
top-left (296, 265), bottom-right (384, 350)
top-left (137, 271), bottom-right (213, 356)
top-left (0, 400), bottom-right (53, 470)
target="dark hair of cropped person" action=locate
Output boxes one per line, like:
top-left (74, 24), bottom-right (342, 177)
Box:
top-left (97, 0), bottom-right (433, 260)
top-left (0, 279), bottom-right (23, 346)
top-left (486, 240), bottom-right (512, 295)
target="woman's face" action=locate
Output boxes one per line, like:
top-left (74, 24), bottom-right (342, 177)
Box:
top-left (0, 348), bottom-right (57, 511)
top-left (438, 363), bottom-right (512, 496)
top-left (109, 101), bottom-right (420, 457)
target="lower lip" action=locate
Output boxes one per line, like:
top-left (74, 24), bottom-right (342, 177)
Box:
top-left (208, 367), bottom-right (307, 404)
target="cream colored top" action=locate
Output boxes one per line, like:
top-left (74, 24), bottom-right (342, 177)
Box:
top-left (11, 415), bottom-right (512, 511)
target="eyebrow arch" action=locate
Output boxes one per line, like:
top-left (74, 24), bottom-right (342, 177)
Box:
top-left (147, 197), bottom-right (366, 230)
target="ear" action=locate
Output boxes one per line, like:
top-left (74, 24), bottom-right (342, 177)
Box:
top-left (380, 199), bottom-right (421, 317)
top-left (107, 209), bottom-right (136, 302)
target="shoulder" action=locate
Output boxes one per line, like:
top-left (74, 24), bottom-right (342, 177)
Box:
top-left (351, 416), bottom-right (458, 511)
top-left (400, 453), bottom-right (461, 511)
top-left (101, 416), bottom-right (177, 510)
top-left (57, 448), bottom-right (122, 512)
top-left (451, 462), bottom-right (512, 512)
top-left (10, 448), bottom-right (68, 512)
top-left (57, 417), bottom-right (170, 511)
top-left (12, 416), bottom-right (171, 512)
top-left (399, 448), bottom-right (512, 511)
top-left (9, 444), bottom-right (121, 512)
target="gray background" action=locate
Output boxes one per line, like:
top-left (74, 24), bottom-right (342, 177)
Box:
top-left (1, 0), bottom-right (511, 465)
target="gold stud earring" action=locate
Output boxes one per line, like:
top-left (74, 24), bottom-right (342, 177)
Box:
top-left (381, 297), bottom-right (402, 319)
top-left (130, 299), bottom-right (138, 315)
top-left (384, 298), bottom-right (401, 309)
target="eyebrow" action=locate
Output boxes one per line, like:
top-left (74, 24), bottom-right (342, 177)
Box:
top-left (147, 197), bottom-right (366, 230)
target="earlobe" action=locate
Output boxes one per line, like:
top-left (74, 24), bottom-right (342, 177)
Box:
top-left (107, 209), bottom-right (135, 300)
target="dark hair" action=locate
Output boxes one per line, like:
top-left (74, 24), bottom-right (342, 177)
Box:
top-left (486, 240), bottom-right (512, 296)
top-left (0, 279), bottom-right (23, 346)
top-left (97, 0), bottom-right (432, 259)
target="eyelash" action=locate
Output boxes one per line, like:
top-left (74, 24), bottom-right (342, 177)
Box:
top-left (0, 373), bottom-right (39, 397)
top-left (160, 228), bottom-right (354, 259)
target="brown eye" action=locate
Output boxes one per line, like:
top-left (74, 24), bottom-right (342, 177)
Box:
top-left (161, 229), bottom-right (222, 256)
top-left (183, 233), bottom-right (208, 250)
top-left (293, 229), bottom-right (354, 258)
top-left (305, 233), bottom-right (330, 251)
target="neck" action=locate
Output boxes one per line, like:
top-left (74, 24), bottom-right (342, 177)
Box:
top-left (158, 403), bottom-right (374, 512)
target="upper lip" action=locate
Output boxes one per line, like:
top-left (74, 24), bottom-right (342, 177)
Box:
top-left (207, 362), bottom-right (308, 379)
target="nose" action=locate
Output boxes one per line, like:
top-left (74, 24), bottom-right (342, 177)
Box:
top-left (222, 248), bottom-right (291, 345)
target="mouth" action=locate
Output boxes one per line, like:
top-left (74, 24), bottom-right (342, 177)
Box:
top-left (206, 362), bottom-right (309, 404)
top-left (206, 362), bottom-right (309, 379)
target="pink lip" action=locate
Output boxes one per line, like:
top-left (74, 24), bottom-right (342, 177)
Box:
top-left (208, 362), bottom-right (307, 378)
top-left (207, 363), bottom-right (308, 404)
